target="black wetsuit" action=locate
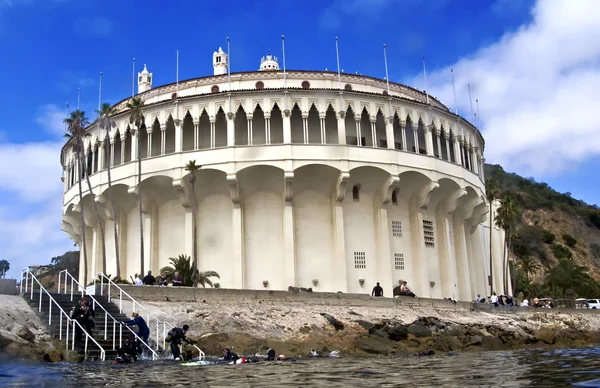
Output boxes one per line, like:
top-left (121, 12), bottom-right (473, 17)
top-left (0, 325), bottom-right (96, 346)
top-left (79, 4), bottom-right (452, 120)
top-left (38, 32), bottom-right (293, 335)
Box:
top-left (167, 328), bottom-right (193, 360)
top-left (116, 337), bottom-right (142, 363)
top-left (266, 348), bottom-right (276, 361)
top-left (223, 349), bottom-right (239, 362)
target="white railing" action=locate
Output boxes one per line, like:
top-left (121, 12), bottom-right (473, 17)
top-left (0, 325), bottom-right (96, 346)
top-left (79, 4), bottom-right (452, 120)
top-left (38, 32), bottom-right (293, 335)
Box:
top-left (20, 267), bottom-right (106, 361)
top-left (95, 272), bottom-right (205, 360)
top-left (58, 270), bottom-right (158, 360)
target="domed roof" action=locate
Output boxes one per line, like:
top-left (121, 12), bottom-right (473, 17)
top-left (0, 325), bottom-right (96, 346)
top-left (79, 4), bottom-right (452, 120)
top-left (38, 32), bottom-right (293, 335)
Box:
top-left (259, 50), bottom-right (280, 71)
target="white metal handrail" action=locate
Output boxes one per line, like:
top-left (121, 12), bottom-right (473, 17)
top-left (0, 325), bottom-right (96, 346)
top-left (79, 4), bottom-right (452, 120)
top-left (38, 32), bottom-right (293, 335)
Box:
top-left (95, 272), bottom-right (205, 360)
top-left (20, 267), bottom-right (106, 361)
top-left (58, 270), bottom-right (158, 360)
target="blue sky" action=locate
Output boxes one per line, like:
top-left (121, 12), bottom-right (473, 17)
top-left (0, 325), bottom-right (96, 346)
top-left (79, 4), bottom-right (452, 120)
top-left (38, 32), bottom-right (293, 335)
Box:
top-left (0, 0), bottom-right (598, 278)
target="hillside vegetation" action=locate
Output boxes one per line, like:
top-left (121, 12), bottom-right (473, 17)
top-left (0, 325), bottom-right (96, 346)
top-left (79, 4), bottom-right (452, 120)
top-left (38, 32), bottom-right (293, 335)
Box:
top-left (485, 164), bottom-right (600, 299)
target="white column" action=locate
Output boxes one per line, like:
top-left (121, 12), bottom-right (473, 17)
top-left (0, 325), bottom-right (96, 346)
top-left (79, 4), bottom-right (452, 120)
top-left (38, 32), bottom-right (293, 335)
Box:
top-left (210, 120), bottom-right (216, 149)
top-left (444, 134), bottom-right (451, 162)
top-left (247, 114), bottom-right (253, 146)
top-left (401, 121), bottom-right (407, 151)
top-left (283, 172), bottom-right (296, 287)
top-left (160, 126), bottom-right (166, 155)
top-left (454, 136), bottom-right (463, 165)
top-left (283, 112), bottom-right (292, 144)
top-left (409, 208), bottom-right (430, 298)
top-left (110, 141), bottom-right (115, 167)
top-left (91, 228), bottom-right (98, 278)
top-left (98, 142), bottom-right (105, 170)
top-left (453, 219), bottom-right (472, 301)
top-left (413, 127), bottom-right (419, 153)
top-left (319, 113), bottom-right (326, 144)
top-left (302, 113), bottom-right (308, 144)
top-left (226, 113), bottom-right (235, 147)
top-left (120, 135), bottom-right (125, 163)
top-left (386, 116), bottom-right (395, 150)
top-left (91, 148), bottom-right (96, 173)
top-left (375, 205), bottom-right (394, 294)
top-left (355, 118), bottom-right (362, 146)
top-left (436, 130), bottom-right (442, 158)
top-left (184, 210), bottom-right (193, 258)
top-left (130, 132), bottom-right (137, 162)
top-left (333, 172), bottom-right (349, 292)
top-left (174, 121), bottom-right (182, 153)
top-left (370, 118), bottom-right (377, 147)
top-left (337, 112), bottom-right (346, 145)
top-left (424, 126), bottom-right (434, 156)
top-left (193, 123), bottom-right (199, 150)
top-left (471, 146), bottom-right (478, 173)
top-left (146, 130), bottom-right (152, 158)
top-left (265, 112), bottom-right (271, 145)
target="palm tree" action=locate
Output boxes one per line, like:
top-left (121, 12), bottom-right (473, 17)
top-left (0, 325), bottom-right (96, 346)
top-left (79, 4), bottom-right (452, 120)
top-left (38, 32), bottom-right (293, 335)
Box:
top-left (485, 178), bottom-right (499, 295)
top-left (126, 97), bottom-right (145, 276)
top-left (184, 160), bottom-right (201, 287)
top-left (518, 256), bottom-right (541, 281)
top-left (495, 192), bottom-right (519, 294)
top-left (544, 257), bottom-right (595, 298)
top-left (196, 271), bottom-right (220, 288)
top-left (64, 110), bottom-right (91, 286)
top-left (96, 102), bottom-right (121, 279)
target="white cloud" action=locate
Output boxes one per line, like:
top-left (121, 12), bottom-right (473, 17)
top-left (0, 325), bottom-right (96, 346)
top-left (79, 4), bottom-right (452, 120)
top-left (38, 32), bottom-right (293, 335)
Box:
top-left (412, 0), bottom-right (600, 176)
top-left (36, 104), bottom-right (68, 137)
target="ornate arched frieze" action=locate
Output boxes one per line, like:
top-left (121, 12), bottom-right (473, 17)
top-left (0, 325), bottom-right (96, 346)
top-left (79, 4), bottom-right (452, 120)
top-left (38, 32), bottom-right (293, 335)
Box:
top-left (379, 175), bottom-right (400, 205)
top-left (284, 171), bottom-right (294, 202)
top-left (226, 173), bottom-right (240, 204)
top-left (440, 188), bottom-right (468, 214)
top-left (334, 171), bottom-right (350, 202)
top-left (411, 180), bottom-right (440, 209)
top-left (172, 178), bottom-right (194, 208)
top-left (468, 202), bottom-right (489, 234)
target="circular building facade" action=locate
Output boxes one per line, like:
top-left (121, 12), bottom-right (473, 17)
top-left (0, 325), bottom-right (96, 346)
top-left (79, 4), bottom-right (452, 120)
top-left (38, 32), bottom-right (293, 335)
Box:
top-left (60, 50), bottom-right (508, 301)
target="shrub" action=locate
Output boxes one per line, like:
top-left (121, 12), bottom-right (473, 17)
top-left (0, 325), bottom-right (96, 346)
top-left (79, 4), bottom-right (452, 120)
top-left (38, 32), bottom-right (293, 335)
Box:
top-left (591, 243), bottom-right (600, 260)
top-left (590, 212), bottom-right (600, 229)
top-left (562, 234), bottom-right (577, 247)
top-left (542, 230), bottom-right (555, 244)
top-left (551, 243), bottom-right (573, 260)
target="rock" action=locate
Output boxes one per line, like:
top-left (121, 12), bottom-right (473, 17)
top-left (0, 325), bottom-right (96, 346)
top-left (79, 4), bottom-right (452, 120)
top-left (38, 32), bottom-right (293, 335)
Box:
top-left (14, 325), bottom-right (35, 342)
top-left (348, 311), bottom-right (362, 316)
top-left (43, 350), bottom-right (62, 362)
top-left (371, 329), bottom-right (389, 339)
top-left (299, 325), bottom-right (311, 334)
top-left (355, 336), bottom-right (393, 355)
top-left (481, 336), bottom-right (506, 351)
top-left (356, 320), bottom-right (374, 332)
top-left (384, 325), bottom-right (409, 341)
top-left (407, 324), bottom-right (432, 338)
top-left (445, 325), bottom-right (466, 339)
top-left (536, 327), bottom-right (556, 344)
top-left (432, 336), bottom-right (463, 352)
top-left (320, 313), bottom-right (344, 331)
top-left (464, 335), bottom-right (483, 346)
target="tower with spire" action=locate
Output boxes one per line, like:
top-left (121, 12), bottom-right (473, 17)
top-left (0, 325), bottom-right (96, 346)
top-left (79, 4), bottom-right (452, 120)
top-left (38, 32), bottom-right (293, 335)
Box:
top-left (213, 47), bottom-right (228, 76)
top-left (259, 51), bottom-right (280, 71)
top-left (138, 64), bottom-right (152, 93)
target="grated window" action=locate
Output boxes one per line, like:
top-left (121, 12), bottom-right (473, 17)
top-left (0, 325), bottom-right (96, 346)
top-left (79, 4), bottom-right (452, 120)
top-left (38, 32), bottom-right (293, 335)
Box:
top-left (392, 220), bottom-right (402, 238)
top-left (423, 220), bottom-right (435, 247)
top-left (354, 252), bottom-right (366, 269)
top-left (394, 253), bottom-right (405, 270)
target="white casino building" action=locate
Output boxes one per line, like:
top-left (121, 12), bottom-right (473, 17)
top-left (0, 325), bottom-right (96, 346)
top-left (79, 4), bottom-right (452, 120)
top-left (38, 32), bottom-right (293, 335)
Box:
top-left (60, 48), bottom-right (508, 301)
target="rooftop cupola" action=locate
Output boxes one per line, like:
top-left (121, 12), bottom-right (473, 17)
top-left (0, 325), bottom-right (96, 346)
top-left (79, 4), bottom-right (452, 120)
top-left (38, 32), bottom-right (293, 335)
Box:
top-left (138, 64), bottom-right (152, 93)
top-left (213, 47), bottom-right (228, 76)
top-left (259, 50), bottom-right (280, 71)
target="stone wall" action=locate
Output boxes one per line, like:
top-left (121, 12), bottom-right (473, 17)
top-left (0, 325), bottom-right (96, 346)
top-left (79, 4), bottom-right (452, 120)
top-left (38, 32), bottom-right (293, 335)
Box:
top-left (0, 279), bottom-right (17, 295)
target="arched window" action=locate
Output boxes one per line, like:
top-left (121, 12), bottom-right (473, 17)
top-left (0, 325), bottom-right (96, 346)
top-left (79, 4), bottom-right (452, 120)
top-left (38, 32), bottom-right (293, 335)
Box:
top-left (344, 84), bottom-right (352, 91)
top-left (352, 184), bottom-right (361, 201)
top-left (392, 189), bottom-right (398, 205)
top-left (255, 81), bottom-right (264, 90)
top-left (382, 90), bottom-right (388, 96)
top-left (211, 85), bottom-right (220, 93)
top-left (301, 81), bottom-right (310, 89)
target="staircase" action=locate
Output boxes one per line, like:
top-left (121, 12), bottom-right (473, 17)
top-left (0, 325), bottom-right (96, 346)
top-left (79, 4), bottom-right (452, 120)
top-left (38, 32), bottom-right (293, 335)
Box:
top-left (20, 268), bottom-right (163, 361)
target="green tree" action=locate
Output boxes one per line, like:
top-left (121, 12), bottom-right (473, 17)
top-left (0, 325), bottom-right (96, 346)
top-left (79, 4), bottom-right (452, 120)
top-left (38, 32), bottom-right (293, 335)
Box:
top-left (544, 257), bottom-right (596, 298)
top-left (485, 178), bottom-right (500, 295)
top-left (126, 97), bottom-right (146, 276)
top-left (64, 109), bottom-right (91, 286)
top-left (159, 254), bottom-right (220, 287)
top-left (562, 234), bottom-right (577, 247)
top-left (96, 102), bottom-right (121, 279)
top-left (495, 192), bottom-right (520, 294)
top-left (542, 230), bottom-right (555, 244)
top-left (518, 255), bottom-right (541, 281)
top-left (0, 259), bottom-right (9, 278)
top-left (184, 160), bottom-right (201, 287)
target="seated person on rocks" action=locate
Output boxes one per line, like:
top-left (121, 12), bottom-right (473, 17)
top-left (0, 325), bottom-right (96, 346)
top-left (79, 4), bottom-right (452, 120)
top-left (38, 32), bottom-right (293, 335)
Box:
top-left (166, 324), bottom-right (195, 361)
top-left (142, 270), bottom-right (156, 286)
top-left (399, 281), bottom-right (416, 297)
top-left (533, 298), bottom-right (542, 308)
top-left (521, 298), bottom-right (530, 307)
top-left (490, 292), bottom-right (499, 306)
top-left (115, 335), bottom-right (142, 363)
top-left (172, 271), bottom-right (183, 287)
top-left (158, 272), bottom-right (168, 287)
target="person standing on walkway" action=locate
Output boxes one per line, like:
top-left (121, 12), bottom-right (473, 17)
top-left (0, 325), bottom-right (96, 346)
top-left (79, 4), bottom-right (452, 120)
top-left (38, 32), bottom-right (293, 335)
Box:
top-left (142, 270), bottom-right (156, 285)
top-left (371, 282), bottom-right (384, 297)
top-left (122, 312), bottom-right (150, 346)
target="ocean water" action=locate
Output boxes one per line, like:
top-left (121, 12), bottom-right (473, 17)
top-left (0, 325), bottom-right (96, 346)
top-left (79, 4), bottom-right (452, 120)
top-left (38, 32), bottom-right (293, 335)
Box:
top-left (3, 347), bottom-right (600, 387)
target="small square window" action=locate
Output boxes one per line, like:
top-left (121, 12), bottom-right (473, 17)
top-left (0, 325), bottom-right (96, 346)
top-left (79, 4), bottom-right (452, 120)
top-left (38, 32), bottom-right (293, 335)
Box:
top-left (423, 220), bottom-right (435, 248)
top-left (392, 220), bottom-right (402, 238)
top-left (394, 253), bottom-right (405, 270)
top-left (354, 252), bottom-right (366, 269)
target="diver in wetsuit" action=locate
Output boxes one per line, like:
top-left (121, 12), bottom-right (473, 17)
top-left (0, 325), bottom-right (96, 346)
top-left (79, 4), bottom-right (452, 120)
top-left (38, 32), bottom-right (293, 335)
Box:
top-left (115, 335), bottom-right (142, 363)
top-left (166, 324), bottom-right (195, 360)
top-left (223, 348), bottom-right (240, 362)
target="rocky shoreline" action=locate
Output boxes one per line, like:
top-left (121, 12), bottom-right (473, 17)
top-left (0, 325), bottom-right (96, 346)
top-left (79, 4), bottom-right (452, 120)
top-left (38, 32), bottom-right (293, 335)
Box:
top-left (3, 291), bottom-right (600, 362)
top-left (139, 298), bottom-right (600, 360)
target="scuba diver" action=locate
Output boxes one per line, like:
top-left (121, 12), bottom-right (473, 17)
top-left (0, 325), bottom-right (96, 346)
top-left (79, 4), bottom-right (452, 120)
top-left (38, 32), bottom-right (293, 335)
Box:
top-left (165, 324), bottom-right (195, 361)
top-left (223, 348), bottom-right (241, 363)
top-left (114, 335), bottom-right (142, 364)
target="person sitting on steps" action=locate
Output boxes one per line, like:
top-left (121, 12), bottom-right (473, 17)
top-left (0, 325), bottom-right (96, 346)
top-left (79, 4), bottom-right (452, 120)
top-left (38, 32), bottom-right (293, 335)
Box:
top-left (165, 324), bottom-right (195, 360)
top-left (115, 334), bottom-right (142, 363)
top-left (399, 281), bottom-right (416, 297)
